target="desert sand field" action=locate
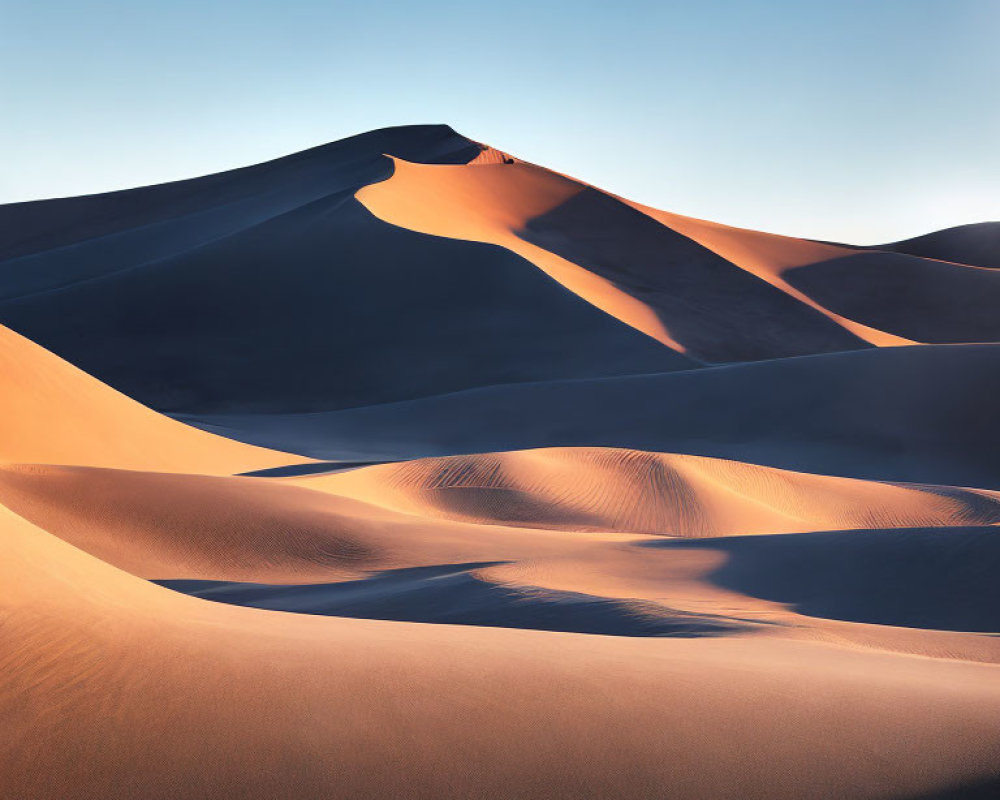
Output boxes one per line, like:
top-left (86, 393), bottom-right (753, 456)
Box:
top-left (2, 125), bottom-right (998, 798)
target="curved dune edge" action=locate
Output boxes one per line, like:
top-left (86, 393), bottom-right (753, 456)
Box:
top-left (4, 502), bottom-right (1000, 799)
top-left (356, 156), bottom-right (910, 352)
top-left (2, 462), bottom-right (999, 670)
top-left (0, 462), bottom-right (638, 582)
top-left (621, 200), bottom-right (914, 347)
top-left (0, 324), bottom-right (309, 474)
top-left (358, 157), bottom-right (684, 350)
top-left (291, 447), bottom-right (1000, 537)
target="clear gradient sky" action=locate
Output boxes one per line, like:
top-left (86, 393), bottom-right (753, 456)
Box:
top-left (2, 0), bottom-right (997, 243)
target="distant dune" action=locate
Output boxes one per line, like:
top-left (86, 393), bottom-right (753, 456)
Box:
top-left (183, 343), bottom-right (1000, 488)
top-left (879, 221), bottom-right (1000, 268)
top-left (1, 125), bottom-right (998, 799)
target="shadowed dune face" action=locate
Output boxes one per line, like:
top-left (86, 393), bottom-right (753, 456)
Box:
top-left (879, 221), bottom-right (1000, 269)
top-left (184, 343), bottom-right (1000, 488)
top-left (0, 125), bottom-right (481, 266)
top-left (615, 202), bottom-right (915, 347)
top-left (786, 251), bottom-right (1000, 342)
top-left (519, 189), bottom-right (870, 360)
top-left (156, 565), bottom-right (746, 638)
top-left (645, 527), bottom-right (1000, 632)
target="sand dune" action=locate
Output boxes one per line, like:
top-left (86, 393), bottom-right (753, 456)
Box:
top-left (0, 126), bottom-right (688, 416)
top-left (5, 503), bottom-right (1000, 799)
top-left (0, 462), bottom-right (634, 582)
top-left (4, 447), bottom-right (995, 587)
top-left (358, 157), bottom-right (874, 360)
top-left (3, 124), bottom-right (1000, 799)
top-left (623, 203), bottom-right (913, 347)
top-left (5, 125), bottom-right (995, 423)
top-left (879, 221), bottom-right (1000, 268)
top-left (0, 324), bottom-right (303, 474)
top-left (184, 342), bottom-right (1000, 488)
top-left (358, 153), bottom-right (993, 352)
top-left (0, 504), bottom-right (1000, 798)
top-left (785, 250), bottom-right (1000, 343)
top-left (295, 446), bottom-right (1000, 536)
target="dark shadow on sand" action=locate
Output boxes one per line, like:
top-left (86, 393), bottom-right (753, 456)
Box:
top-left (643, 526), bottom-right (1000, 632)
top-left (156, 562), bottom-right (748, 638)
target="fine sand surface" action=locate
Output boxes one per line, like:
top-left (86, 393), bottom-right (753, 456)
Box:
top-left (2, 125), bottom-right (999, 798)
top-left (4, 501), bottom-right (1000, 799)
top-left (293, 447), bottom-right (1000, 536)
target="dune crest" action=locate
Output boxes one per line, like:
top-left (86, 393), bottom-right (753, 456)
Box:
top-left (623, 202), bottom-right (913, 347)
top-left (294, 446), bottom-right (1000, 536)
top-left (358, 155), bottom-right (911, 357)
top-left (358, 157), bottom-right (684, 350)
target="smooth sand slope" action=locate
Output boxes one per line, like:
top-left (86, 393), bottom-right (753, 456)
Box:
top-left (785, 250), bottom-right (1000, 343)
top-left (0, 462), bottom-right (636, 582)
top-left (0, 324), bottom-right (303, 474)
top-left (4, 503), bottom-right (1000, 799)
top-left (184, 343), bottom-right (1000, 488)
top-left (879, 221), bottom-right (1000, 268)
top-left (294, 446), bottom-right (1000, 536)
top-left (2, 447), bottom-right (996, 583)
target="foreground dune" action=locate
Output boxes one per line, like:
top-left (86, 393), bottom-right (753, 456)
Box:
top-left (1, 454), bottom-right (997, 664)
top-left (4, 504), bottom-right (1000, 799)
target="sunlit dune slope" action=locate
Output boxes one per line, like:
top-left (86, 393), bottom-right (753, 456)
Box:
top-left (357, 145), bottom-right (999, 353)
top-left (359, 156), bottom-right (686, 351)
top-left (3, 446), bottom-right (995, 585)
top-left (4, 503), bottom-right (1000, 799)
top-left (0, 463), bottom-right (633, 582)
top-left (0, 324), bottom-right (304, 474)
top-left (623, 202), bottom-right (910, 347)
top-left (295, 446), bottom-right (1000, 536)
top-left (358, 157), bottom-right (873, 360)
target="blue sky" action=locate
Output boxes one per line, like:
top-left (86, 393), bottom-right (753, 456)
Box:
top-left (2, 0), bottom-right (997, 242)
